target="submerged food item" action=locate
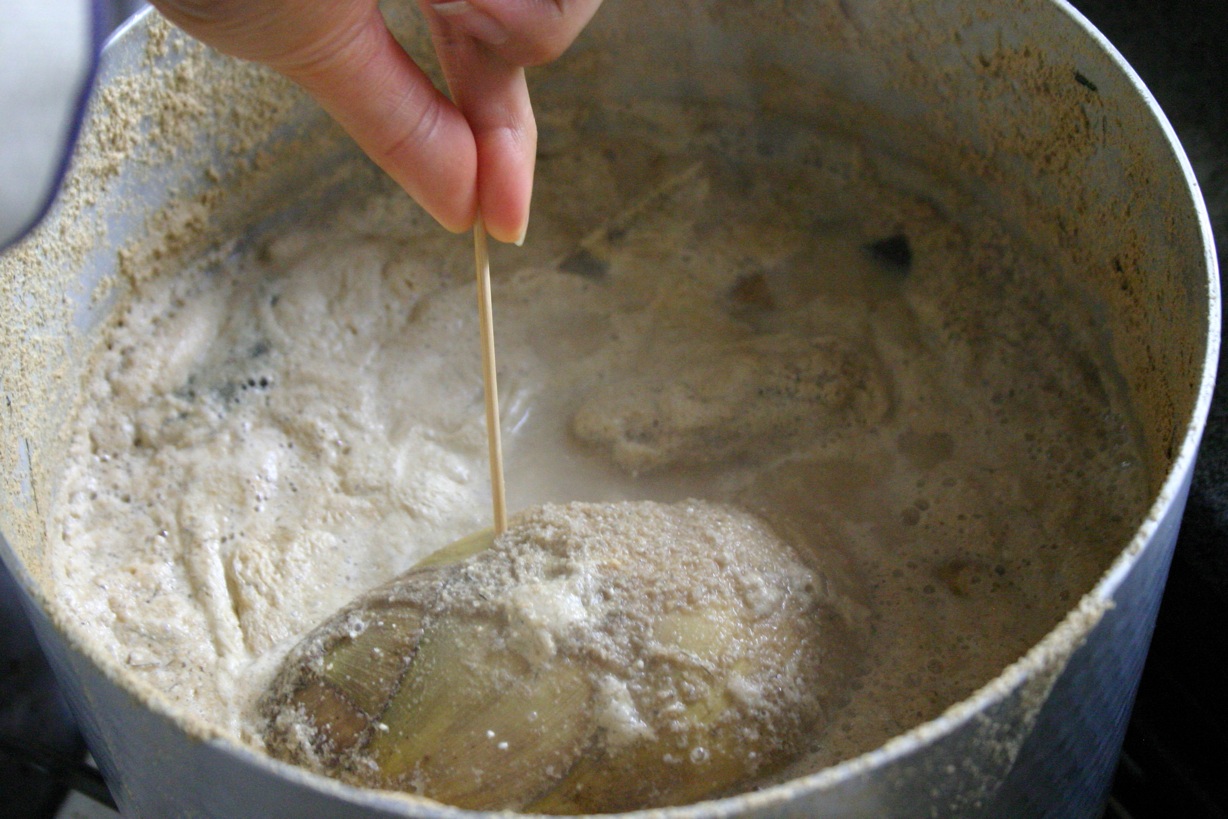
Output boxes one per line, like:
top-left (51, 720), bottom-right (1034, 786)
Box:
top-left (48, 102), bottom-right (1150, 812)
top-left (262, 500), bottom-right (857, 812)
top-left (573, 333), bottom-right (890, 474)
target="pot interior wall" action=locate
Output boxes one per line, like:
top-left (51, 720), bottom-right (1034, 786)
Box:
top-left (524, 0), bottom-right (1209, 490)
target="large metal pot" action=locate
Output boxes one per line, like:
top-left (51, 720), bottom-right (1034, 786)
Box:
top-left (0, 0), bottom-right (1218, 816)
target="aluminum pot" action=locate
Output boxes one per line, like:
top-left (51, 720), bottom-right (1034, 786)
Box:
top-left (0, 0), bottom-right (1218, 816)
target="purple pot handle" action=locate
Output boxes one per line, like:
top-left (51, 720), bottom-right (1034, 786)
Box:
top-left (0, 0), bottom-right (110, 250)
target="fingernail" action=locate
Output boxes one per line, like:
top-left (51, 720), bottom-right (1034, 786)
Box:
top-left (507, 214), bottom-right (528, 247)
top-left (430, 2), bottom-right (510, 46)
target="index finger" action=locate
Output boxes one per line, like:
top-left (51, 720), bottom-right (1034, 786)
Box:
top-left (281, 8), bottom-right (479, 233)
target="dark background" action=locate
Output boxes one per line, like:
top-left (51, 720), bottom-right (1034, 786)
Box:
top-left (2, 1), bottom-right (1227, 816)
top-left (1068, 2), bottom-right (1228, 817)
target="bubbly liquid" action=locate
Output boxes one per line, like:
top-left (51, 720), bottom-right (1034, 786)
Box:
top-left (262, 500), bottom-right (858, 812)
top-left (49, 105), bottom-right (1149, 779)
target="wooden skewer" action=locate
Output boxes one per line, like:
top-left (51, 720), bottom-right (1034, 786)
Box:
top-left (473, 215), bottom-right (508, 535)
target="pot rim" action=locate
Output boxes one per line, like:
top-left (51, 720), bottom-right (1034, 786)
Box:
top-left (3, 0), bottom-right (1220, 815)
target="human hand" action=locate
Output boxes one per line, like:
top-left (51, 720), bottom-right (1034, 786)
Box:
top-left (148, 0), bottom-right (603, 244)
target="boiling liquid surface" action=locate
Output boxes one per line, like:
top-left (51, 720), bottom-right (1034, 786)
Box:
top-left (49, 107), bottom-right (1149, 778)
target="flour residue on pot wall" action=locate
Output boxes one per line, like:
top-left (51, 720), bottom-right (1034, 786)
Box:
top-left (45, 94), bottom-right (1151, 799)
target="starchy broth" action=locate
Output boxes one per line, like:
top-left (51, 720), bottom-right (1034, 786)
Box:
top-left (48, 104), bottom-right (1150, 807)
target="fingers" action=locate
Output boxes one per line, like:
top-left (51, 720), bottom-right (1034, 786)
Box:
top-left (152, 0), bottom-right (602, 242)
top-left (427, 0), bottom-right (603, 65)
top-left (456, 60), bottom-right (536, 246)
top-left (151, 0), bottom-right (479, 234)
top-left (423, 0), bottom-right (606, 243)
top-left (424, 6), bottom-right (536, 244)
